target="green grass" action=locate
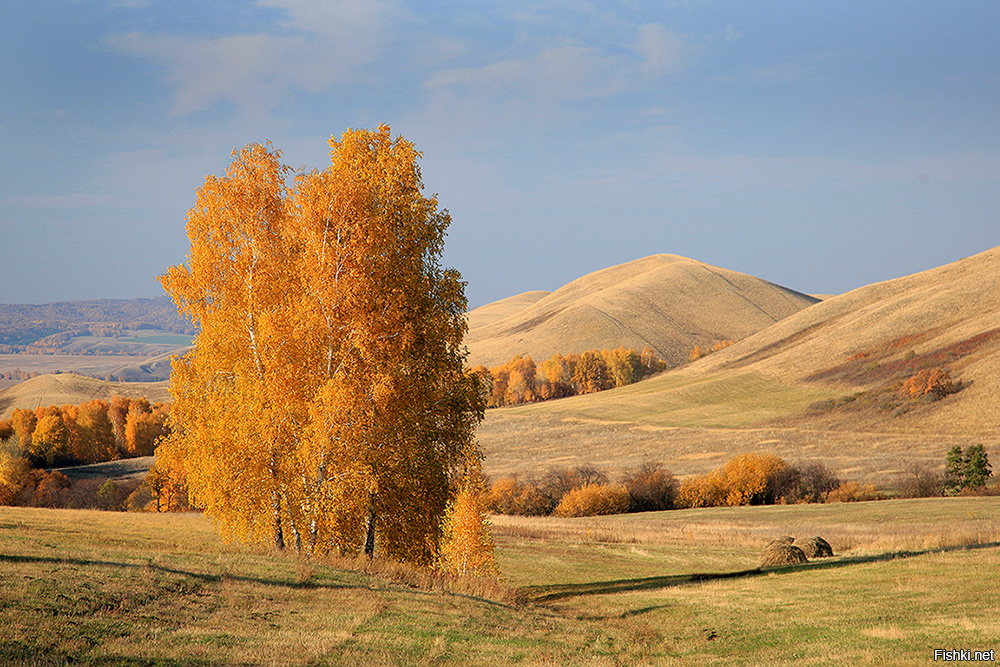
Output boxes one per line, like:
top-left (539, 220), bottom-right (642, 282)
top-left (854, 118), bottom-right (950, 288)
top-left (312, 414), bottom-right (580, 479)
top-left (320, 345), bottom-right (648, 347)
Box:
top-left (2, 498), bottom-right (999, 665)
top-left (500, 370), bottom-right (836, 429)
top-left (117, 335), bottom-right (193, 345)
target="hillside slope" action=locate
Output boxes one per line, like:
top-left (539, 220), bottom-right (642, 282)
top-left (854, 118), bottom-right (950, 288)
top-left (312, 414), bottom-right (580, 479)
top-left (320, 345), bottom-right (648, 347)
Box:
top-left (476, 247), bottom-right (1000, 480)
top-left (465, 255), bottom-right (818, 367)
top-left (0, 373), bottom-right (170, 418)
top-left (690, 245), bottom-right (1000, 433)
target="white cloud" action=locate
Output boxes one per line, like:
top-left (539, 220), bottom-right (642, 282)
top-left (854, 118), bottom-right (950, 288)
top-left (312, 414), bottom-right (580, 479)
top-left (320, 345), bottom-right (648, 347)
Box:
top-left (106, 0), bottom-right (394, 115)
top-left (425, 24), bottom-right (697, 110)
top-left (636, 24), bottom-right (690, 74)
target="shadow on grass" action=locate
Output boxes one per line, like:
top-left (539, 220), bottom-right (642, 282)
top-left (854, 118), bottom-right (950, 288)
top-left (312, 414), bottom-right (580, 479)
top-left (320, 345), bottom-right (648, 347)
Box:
top-left (0, 639), bottom-right (218, 667)
top-left (0, 553), bottom-right (358, 591)
top-left (520, 541), bottom-right (1000, 605)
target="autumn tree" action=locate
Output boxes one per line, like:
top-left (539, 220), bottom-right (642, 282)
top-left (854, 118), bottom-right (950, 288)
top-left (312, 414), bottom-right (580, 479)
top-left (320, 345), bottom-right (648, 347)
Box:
top-left (438, 478), bottom-right (499, 578)
top-left (159, 127), bottom-right (484, 563)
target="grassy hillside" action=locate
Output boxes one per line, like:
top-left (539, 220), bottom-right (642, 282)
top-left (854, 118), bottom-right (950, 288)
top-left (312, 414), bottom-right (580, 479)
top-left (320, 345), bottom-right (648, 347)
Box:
top-left (691, 244), bottom-right (1000, 434)
top-left (466, 290), bottom-right (550, 331)
top-left (478, 247), bottom-right (1000, 482)
top-left (2, 497), bottom-right (998, 665)
top-left (465, 254), bottom-right (818, 368)
top-left (0, 373), bottom-right (170, 418)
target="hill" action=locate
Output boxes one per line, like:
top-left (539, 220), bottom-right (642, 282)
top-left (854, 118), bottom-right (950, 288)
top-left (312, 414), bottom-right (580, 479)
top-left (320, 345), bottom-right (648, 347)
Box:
top-left (476, 247), bottom-right (1000, 483)
top-left (0, 296), bottom-right (193, 351)
top-left (464, 254), bottom-right (818, 368)
top-left (692, 245), bottom-right (1000, 433)
top-left (0, 373), bottom-right (170, 418)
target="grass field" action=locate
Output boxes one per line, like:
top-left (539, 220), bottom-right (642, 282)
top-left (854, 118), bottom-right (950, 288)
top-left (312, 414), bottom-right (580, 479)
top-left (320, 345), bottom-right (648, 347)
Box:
top-left (2, 497), bottom-right (998, 665)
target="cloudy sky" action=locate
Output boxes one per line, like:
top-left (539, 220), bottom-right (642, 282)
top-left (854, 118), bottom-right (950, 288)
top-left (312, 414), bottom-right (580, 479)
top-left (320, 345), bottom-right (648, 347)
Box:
top-left (2, 1), bottom-right (998, 307)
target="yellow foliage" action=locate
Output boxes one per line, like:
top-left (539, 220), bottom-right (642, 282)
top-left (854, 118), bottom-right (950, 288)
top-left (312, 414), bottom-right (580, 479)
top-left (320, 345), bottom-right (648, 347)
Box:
top-left (553, 483), bottom-right (629, 517)
top-left (438, 484), bottom-right (500, 578)
top-left (159, 127), bottom-right (484, 561)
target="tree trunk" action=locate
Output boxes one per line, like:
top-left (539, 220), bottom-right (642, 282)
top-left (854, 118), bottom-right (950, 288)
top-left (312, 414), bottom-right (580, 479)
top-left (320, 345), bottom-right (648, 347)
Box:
top-left (273, 494), bottom-right (285, 550)
top-left (364, 506), bottom-right (377, 558)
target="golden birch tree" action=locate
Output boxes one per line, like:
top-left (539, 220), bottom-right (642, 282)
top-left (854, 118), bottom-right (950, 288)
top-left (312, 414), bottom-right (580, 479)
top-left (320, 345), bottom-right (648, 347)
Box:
top-left (159, 127), bottom-right (485, 564)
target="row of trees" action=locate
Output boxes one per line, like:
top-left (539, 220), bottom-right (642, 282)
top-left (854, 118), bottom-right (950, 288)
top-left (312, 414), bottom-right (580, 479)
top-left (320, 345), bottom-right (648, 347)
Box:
top-left (473, 347), bottom-right (667, 408)
top-left (487, 463), bottom-right (678, 516)
top-left (0, 397), bottom-right (169, 467)
top-left (486, 456), bottom-right (848, 517)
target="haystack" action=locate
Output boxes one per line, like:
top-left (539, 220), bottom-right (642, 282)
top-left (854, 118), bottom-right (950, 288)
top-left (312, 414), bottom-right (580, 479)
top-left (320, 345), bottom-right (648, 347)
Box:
top-left (795, 536), bottom-right (833, 558)
top-left (765, 535), bottom-right (794, 548)
top-left (758, 543), bottom-right (807, 568)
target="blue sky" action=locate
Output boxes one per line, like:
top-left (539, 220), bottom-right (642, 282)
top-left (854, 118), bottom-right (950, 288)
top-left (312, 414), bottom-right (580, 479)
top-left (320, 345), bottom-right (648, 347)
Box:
top-left (2, 1), bottom-right (998, 307)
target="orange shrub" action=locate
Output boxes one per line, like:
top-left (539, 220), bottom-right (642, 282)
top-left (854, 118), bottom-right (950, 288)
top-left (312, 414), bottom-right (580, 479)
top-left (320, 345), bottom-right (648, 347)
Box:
top-left (678, 471), bottom-right (728, 508)
top-left (900, 367), bottom-right (956, 399)
top-left (486, 476), bottom-right (551, 516)
top-left (553, 483), bottom-right (629, 517)
top-left (825, 481), bottom-right (882, 503)
top-left (721, 453), bottom-right (791, 506)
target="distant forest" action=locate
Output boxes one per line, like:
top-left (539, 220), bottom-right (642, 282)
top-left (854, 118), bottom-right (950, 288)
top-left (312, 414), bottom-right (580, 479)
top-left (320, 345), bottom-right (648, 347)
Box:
top-left (0, 297), bottom-right (196, 352)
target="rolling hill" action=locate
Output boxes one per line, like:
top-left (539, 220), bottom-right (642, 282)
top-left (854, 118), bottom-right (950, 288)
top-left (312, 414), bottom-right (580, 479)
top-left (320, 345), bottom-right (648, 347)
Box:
top-left (464, 254), bottom-right (819, 368)
top-left (0, 373), bottom-right (170, 418)
top-left (477, 246), bottom-right (1000, 482)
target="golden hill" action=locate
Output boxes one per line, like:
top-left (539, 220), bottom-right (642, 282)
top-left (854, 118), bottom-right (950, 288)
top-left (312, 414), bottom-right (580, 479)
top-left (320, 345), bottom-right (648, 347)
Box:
top-left (690, 244), bottom-right (1000, 434)
top-left (464, 254), bottom-right (818, 368)
top-left (0, 373), bottom-right (170, 418)
top-left (476, 247), bottom-right (1000, 483)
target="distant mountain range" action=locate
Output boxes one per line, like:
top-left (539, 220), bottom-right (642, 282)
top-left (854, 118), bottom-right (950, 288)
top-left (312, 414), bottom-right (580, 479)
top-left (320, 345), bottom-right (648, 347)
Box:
top-left (0, 296), bottom-right (194, 349)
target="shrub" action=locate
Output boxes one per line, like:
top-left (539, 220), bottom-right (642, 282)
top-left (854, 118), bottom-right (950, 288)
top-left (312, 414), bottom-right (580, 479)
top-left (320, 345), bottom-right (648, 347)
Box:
top-left (898, 463), bottom-right (943, 498)
top-left (539, 465), bottom-right (607, 508)
top-left (553, 483), bottom-right (629, 517)
top-left (678, 471), bottom-right (728, 508)
top-left (622, 462), bottom-right (677, 512)
top-left (825, 481), bottom-right (882, 503)
top-left (900, 367), bottom-right (956, 400)
top-left (793, 463), bottom-right (841, 503)
top-left (721, 453), bottom-right (790, 506)
top-left (486, 476), bottom-right (551, 516)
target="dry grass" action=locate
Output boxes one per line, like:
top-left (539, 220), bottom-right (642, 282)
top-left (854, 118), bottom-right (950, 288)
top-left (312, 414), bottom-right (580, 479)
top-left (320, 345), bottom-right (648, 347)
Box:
top-left (0, 373), bottom-right (170, 418)
top-left (492, 496), bottom-right (1000, 563)
top-left (465, 254), bottom-right (816, 368)
top-left (478, 406), bottom-right (999, 488)
top-left (3, 497), bottom-right (999, 665)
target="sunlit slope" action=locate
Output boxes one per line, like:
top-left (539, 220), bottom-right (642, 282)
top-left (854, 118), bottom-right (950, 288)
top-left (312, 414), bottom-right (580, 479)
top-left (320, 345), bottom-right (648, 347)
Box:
top-left (691, 245), bottom-right (1000, 433)
top-left (465, 254), bottom-right (818, 368)
top-left (0, 373), bottom-right (170, 417)
top-left (492, 367), bottom-right (835, 429)
top-left (466, 290), bottom-right (550, 332)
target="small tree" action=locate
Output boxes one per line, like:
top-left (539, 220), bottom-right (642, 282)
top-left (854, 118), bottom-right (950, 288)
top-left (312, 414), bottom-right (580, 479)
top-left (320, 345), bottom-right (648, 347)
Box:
top-left (438, 481), bottom-right (499, 578)
top-left (945, 445), bottom-right (965, 494)
top-left (964, 444), bottom-right (992, 490)
top-left (944, 444), bottom-right (993, 494)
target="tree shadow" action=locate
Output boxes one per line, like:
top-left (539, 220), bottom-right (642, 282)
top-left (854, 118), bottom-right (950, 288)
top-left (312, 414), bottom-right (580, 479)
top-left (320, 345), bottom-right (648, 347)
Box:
top-left (520, 541), bottom-right (1000, 604)
top-left (0, 553), bottom-right (358, 591)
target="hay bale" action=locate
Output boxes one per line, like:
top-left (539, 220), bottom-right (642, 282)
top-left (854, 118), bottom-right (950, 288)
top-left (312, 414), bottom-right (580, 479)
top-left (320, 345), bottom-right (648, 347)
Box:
top-left (795, 536), bottom-right (834, 558)
top-left (758, 543), bottom-right (808, 568)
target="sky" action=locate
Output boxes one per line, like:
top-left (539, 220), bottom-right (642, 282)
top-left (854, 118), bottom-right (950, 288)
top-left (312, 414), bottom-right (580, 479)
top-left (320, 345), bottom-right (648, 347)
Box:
top-left (2, 1), bottom-right (998, 308)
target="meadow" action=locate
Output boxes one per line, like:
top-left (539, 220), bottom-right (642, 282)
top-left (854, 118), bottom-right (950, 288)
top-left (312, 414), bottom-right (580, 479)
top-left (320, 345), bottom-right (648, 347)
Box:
top-left (2, 497), bottom-right (998, 665)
